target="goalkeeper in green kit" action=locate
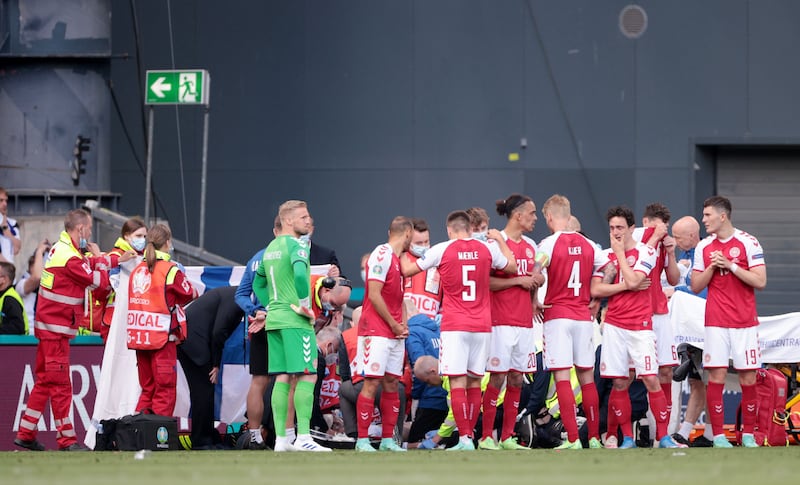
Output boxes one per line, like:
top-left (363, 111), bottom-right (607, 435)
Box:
top-left (253, 200), bottom-right (331, 452)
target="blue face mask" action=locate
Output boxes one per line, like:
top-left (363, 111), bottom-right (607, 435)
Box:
top-left (131, 237), bottom-right (146, 252)
top-left (298, 234), bottom-right (311, 244)
top-left (471, 231), bottom-right (488, 242)
top-left (79, 228), bottom-right (88, 250)
top-left (410, 245), bottom-right (429, 258)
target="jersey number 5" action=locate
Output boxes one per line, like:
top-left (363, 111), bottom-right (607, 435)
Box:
top-left (462, 265), bottom-right (476, 301)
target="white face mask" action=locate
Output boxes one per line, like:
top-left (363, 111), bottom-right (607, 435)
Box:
top-left (360, 269), bottom-right (367, 283)
top-left (471, 231), bottom-right (488, 241)
top-left (131, 237), bottom-right (146, 252)
top-left (410, 244), bottom-right (429, 258)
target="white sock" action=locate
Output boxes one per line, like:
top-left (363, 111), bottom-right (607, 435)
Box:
top-left (704, 423), bottom-right (714, 440)
top-left (285, 428), bottom-right (296, 444)
top-left (295, 433), bottom-right (311, 443)
top-left (249, 428), bottom-right (264, 443)
top-left (460, 436), bottom-right (472, 445)
top-left (678, 422), bottom-right (693, 439)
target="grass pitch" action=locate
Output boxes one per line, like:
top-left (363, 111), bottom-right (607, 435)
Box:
top-left (2, 447), bottom-right (798, 485)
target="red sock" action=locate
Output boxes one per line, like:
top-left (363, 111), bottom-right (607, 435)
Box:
top-left (356, 394), bottom-right (374, 439)
top-left (467, 387), bottom-right (482, 432)
top-left (581, 383), bottom-right (600, 439)
top-left (610, 388), bottom-right (632, 438)
top-left (740, 383), bottom-right (758, 434)
top-left (555, 380), bottom-right (578, 442)
top-left (660, 382), bottom-right (673, 419)
top-left (481, 384), bottom-right (501, 440)
top-left (648, 390), bottom-right (668, 440)
top-left (451, 387), bottom-right (472, 439)
top-left (379, 391), bottom-right (400, 439)
top-left (706, 381), bottom-right (725, 436)
top-left (501, 385), bottom-right (521, 441)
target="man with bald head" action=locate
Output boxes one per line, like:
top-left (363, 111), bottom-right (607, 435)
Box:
top-left (669, 216), bottom-right (707, 299)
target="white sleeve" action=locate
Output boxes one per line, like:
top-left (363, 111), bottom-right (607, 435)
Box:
top-left (487, 240), bottom-right (509, 270)
top-left (593, 249), bottom-right (612, 277)
top-left (417, 241), bottom-right (446, 271)
top-left (366, 245), bottom-right (392, 283)
top-left (743, 233), bottom-right (766, 267)
top-left (633, 244), bottom-right (657, 276)
top-left (537, 234), bottom-right (556, 266)
top-left (692, 239), bottom-right (709, 272)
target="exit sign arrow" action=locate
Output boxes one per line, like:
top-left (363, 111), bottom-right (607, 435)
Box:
top-left (150, 77), bottom-right (172, 98)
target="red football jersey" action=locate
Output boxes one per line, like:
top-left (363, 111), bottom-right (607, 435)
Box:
top-left (360, 243), bottom-right (404, 338)
top-left (417, 238), bottom-right (508, 333)
top-left (593, 242), bottom-right (657, 331)
top-left (693, 229), bottom-right (765, 328)
top-left (632, 226), bottom-right (670, 315)
top-left (538, 231), bottom-right (604, 321)
top-left (490, 233), bottom-right (538, 328)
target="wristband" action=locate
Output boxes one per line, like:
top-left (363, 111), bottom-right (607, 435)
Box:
top-left (729, 264), bottom-right (738, 274)
top-left (298, 297), bottom-right (310, 308)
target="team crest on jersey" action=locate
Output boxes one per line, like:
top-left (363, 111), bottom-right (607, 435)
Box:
top-left (729, 247), bottom-right (741, 259)
top-left (626, 256), bottom-right (636, 266)
top-left (525, 248), bottom-right (534, 259)
top-left (704, 353), bottom-right (711, 363)
top-left (131, 266), bottom-right (151, 296)
top-left (600, 362), bottom-right (606, 372)
top-left (371, 362), bottom-right (380, 372)
top-left (490, 357), bottom-right (500, 367)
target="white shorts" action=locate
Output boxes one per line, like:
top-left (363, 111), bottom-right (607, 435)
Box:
top-left (703, 326), bottom-right (761, 370)
top-left (652, 313), bottom-right (679, 367)
top-left (355, 336), bottom-right (405, 378)
top-left (440, 331), bottom-right (489, 377)
top-left (486, 325), bottom-right (537, 373)
top-left (543, 318), bottom-right (596, 370)
top-left (599, 324), bottom-right (658, 378)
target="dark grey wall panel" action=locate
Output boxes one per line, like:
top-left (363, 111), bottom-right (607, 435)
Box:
top-left (717, 148), bottom-right (800, 315)
top-left (0, 64), bottom-right (110, 190)
top-left (748, 2), bottom-right (800, 136)
top-left (636, 0), bottom-right (749, 166)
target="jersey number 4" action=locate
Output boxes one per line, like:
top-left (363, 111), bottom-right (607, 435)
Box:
top-left (568, 261), bottom-right (582, 296)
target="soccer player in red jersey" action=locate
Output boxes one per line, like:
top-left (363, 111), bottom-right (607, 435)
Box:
top-left (537, 195), bottom-right (605, 449)
top-left (691, 196), bottom-right (766, 448)
top-left (355, 216), bottom-right (413, 452)
top-left (632, 203), bottom-right (681, 427)
top-left (479, 194), bottom-right (543, 450)
top-left (402, 211), bottom-right (516, 451)
top-left (591, 206), bottom-right (685, 449)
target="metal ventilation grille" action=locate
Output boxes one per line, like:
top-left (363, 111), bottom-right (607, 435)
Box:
top-left (619, 5), bottom-right (647, 39)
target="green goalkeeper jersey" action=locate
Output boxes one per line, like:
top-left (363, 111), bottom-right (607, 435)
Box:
top-left (255, 235), bottom-right (311, 330)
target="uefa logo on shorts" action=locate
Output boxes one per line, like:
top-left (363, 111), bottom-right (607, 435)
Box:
top-left (157, 426), bottom-right (169, 444)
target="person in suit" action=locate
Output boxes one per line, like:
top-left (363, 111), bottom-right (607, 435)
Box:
top-left (177, 285), bottom-right (244, 450)
top-left (306, 218), bottom-right (341, 277)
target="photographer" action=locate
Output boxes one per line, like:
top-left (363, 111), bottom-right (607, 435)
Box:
top-left (14, 239), bottom-right (50, 334)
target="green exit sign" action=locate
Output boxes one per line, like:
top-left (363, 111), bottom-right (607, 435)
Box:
top-left (145, 70), bottom-right (210, 105)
